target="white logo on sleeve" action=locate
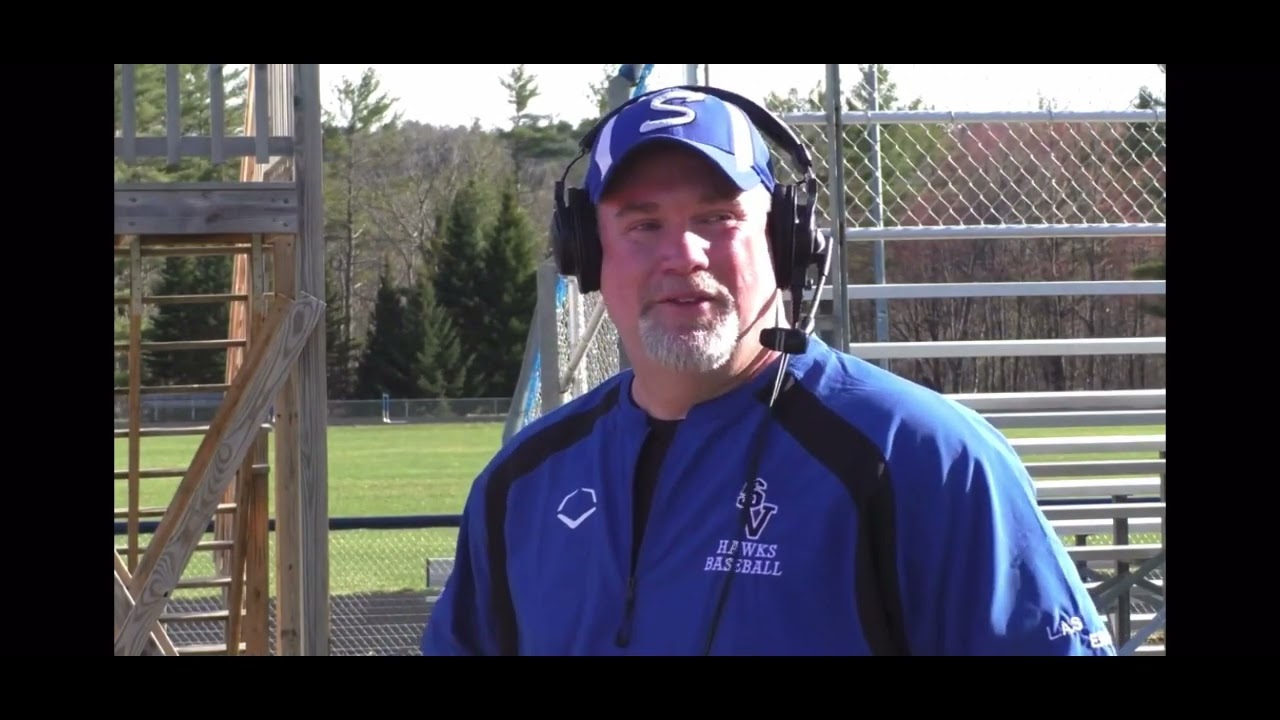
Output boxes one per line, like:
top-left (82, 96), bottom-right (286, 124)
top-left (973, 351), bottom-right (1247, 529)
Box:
top-left (556, 488), bottom-right (598, 529)
top-left (1046, 611), bottom-right (1113, 649)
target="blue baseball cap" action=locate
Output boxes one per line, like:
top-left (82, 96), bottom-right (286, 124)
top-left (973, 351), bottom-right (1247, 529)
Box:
top-left (584, 88), bottom-right (777, 204)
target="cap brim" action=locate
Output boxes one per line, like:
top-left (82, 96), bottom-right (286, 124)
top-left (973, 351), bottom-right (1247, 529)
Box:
top-left (591, 136), bottom-right (770, 204)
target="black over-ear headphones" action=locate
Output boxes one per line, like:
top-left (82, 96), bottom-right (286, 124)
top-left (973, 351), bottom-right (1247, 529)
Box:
top-left (550, 85), bottom-right (832, 353)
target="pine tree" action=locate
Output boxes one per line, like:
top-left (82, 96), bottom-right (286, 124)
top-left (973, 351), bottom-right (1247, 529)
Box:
top-left (434, 175), bottom-right (492, 396)
top-left (354, 263), bottom-right (418, 399)
top-left (476, 177), bottom-right (539, 397)
top-left (142, 255), bottom-right (232, 386)
top-left (414, 275), bottom-right (467, 399)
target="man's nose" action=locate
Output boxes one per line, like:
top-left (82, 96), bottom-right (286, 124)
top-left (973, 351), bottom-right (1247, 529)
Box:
top-left (658, 228), bottom-right (710, 272)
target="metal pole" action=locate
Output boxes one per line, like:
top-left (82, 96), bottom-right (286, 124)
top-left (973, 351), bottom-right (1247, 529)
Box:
top-left (825, 64), bottom-right (850, 351)
top-left (685, 64), bottom-right (700, 85)
top-left (865, 64), bottom-right (890, 368)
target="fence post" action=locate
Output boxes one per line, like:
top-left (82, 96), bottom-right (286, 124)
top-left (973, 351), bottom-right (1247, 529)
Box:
top-left (1159, 448), bottom-right (1166, 650)
top-left (537, 261), bottom-right (566, 414)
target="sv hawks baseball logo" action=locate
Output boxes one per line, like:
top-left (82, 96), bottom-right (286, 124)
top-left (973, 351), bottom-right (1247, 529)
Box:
top-left (704, 477), bottom-right (784, 577)
top-left (736, 477), bottom-right (779, 540)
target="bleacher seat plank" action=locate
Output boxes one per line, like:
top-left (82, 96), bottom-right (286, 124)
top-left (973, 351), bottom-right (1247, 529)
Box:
top-left (1034, 477), bottom-right (1162, 499)
top-left (1009, 435), bottom-right (1165, 456)
top-left (1041, 502), bottom-right (1165, 521)
top-left (1065, 543), bottom-right (1161, 563)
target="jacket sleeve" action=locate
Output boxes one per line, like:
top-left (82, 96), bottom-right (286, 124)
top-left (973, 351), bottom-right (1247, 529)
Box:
top-left (895, 427), bottom-right (1117, 656)
top-left (421, 469), bottom-right (504, 656)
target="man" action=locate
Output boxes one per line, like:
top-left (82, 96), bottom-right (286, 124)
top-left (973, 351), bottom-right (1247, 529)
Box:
top-left (421, 87), bottom-right (1114, 656)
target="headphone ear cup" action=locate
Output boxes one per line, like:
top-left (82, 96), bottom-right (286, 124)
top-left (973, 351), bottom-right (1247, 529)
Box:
top-left (569, 187), bottom-right (602, 294)
top-left (794, 193), bottom-right (817, 273)
top-left (769, 183), bottom-right (797, 290)
top-left (551, 185), bottom-right (579, 279)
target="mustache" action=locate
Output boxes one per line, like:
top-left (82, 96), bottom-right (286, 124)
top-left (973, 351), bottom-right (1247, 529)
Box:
top-left (642, 275), bottom-right (732, 309)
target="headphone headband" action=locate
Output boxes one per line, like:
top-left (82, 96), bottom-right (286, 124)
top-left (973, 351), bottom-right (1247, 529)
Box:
top-left (551, 82), bottom-right (832, 332)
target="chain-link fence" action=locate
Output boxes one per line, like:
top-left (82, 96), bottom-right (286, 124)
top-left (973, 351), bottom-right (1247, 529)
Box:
top-left (514, 64), bottom-right (1165, 416)
top-left (122, 524), bottom-right (460, 656)
top-left (113, 394), bottom-right (513, 427)
top-left (770, 108), bottom-right (1165, 233)
top-left (123, 520), bottom-right (1161, 655)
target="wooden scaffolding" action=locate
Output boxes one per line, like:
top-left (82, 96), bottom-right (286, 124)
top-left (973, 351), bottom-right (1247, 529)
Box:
top-left (113, 64), bottom-right (330, 656)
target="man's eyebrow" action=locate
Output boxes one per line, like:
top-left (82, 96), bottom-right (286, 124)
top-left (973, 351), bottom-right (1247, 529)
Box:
top-left (614, 201), bottom-right (659, 218)
top-left (612, 192), bottom-right (744, 218)
top-left (701, 191), bottom-right (748, 211)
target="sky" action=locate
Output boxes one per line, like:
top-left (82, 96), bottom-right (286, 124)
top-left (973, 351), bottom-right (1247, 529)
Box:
top-left (316, 64), bottom-right (1166, 130)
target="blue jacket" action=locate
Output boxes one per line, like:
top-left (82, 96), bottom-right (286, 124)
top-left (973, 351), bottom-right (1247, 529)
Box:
top-left (422, 336), bottom-right (1115, 656)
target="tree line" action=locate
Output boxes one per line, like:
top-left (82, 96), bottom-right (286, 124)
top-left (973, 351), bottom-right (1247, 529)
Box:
top-left (114, 64), bottom-right (602, 401)
top-left (114, 63), bottom-right (1165, 401)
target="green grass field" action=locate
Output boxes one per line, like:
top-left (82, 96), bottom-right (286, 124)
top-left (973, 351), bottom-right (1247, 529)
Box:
top-left (114, 420), bottom-right (1164, 594)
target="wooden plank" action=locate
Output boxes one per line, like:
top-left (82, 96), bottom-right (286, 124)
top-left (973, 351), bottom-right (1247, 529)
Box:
top-left (293, 63), bottom-right (330, 656)
top-left (268, 65), bottom-right (294, 137)
top-left (209, 64), bottom-right (225, 165)
top-left (113, 550), bottom-right (175, 656)
top-left (127, 237), bottom-right (142, 570)
top-left (181, 642), bottom-right (245, 655)
top-left (112, 383), bottom-right (233, 396)
top-left (271, 236), bottom-right (301, 656)
top-left (231, 234), bottom-right (274, 655)
top-left (244, 423), bottom-right (271, 655)
top-left (115, 182), bottom-right (296, 192)
top-left (119, 539), bottom-right (235, 554)
top-left (114, 184), bottom-right (298, 235)
top-left (117, 339), bottom-right (246, 351)
top-left (220, 226), bottom-right (254, 654)
top-left (113, 467), bottom-right (189, 479)
top-left (112, 424), bottom-right (269, 439)
top-left (165, 64), bottom-right (181, 167)
top-left (113, 136), bottom-right (295, 163)
top-left (254, 64), bottom-right (270, 164)
top-left (130, 232), bottom-right (279, 245)
top-left (114, 292), bottom-right (324, 656)
top-left (115, 244), bottom-right (257, 258)
top-left (144, 293), bottom-right (250, 305)
top-left (115, 503), bottom-right (236, 519)
top-left (227, 469), bottom-right (250, 655)
top-left (119, 64), bottom-right (136, 164)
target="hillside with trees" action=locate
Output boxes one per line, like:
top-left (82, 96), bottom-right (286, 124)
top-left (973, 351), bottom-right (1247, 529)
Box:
top-left (114, 63), bottom-right (1165, 401)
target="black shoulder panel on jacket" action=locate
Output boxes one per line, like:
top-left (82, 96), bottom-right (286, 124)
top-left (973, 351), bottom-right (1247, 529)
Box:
top-left (483, 383), bottom-right (622, 655)
top-left (758, 377), bottom-right (911, 656)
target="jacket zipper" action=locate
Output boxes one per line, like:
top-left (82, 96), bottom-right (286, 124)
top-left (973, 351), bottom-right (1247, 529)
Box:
top-left (615, 420), bottom-right (675, 650)
top-left (616, 425), bottom-right (655, 649)
top-left (615, 576), bottom-right (637, 647)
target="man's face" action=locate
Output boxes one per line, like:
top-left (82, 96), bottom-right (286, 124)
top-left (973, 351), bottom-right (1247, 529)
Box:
top-left (596, 143), bottom-right (776, 373)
